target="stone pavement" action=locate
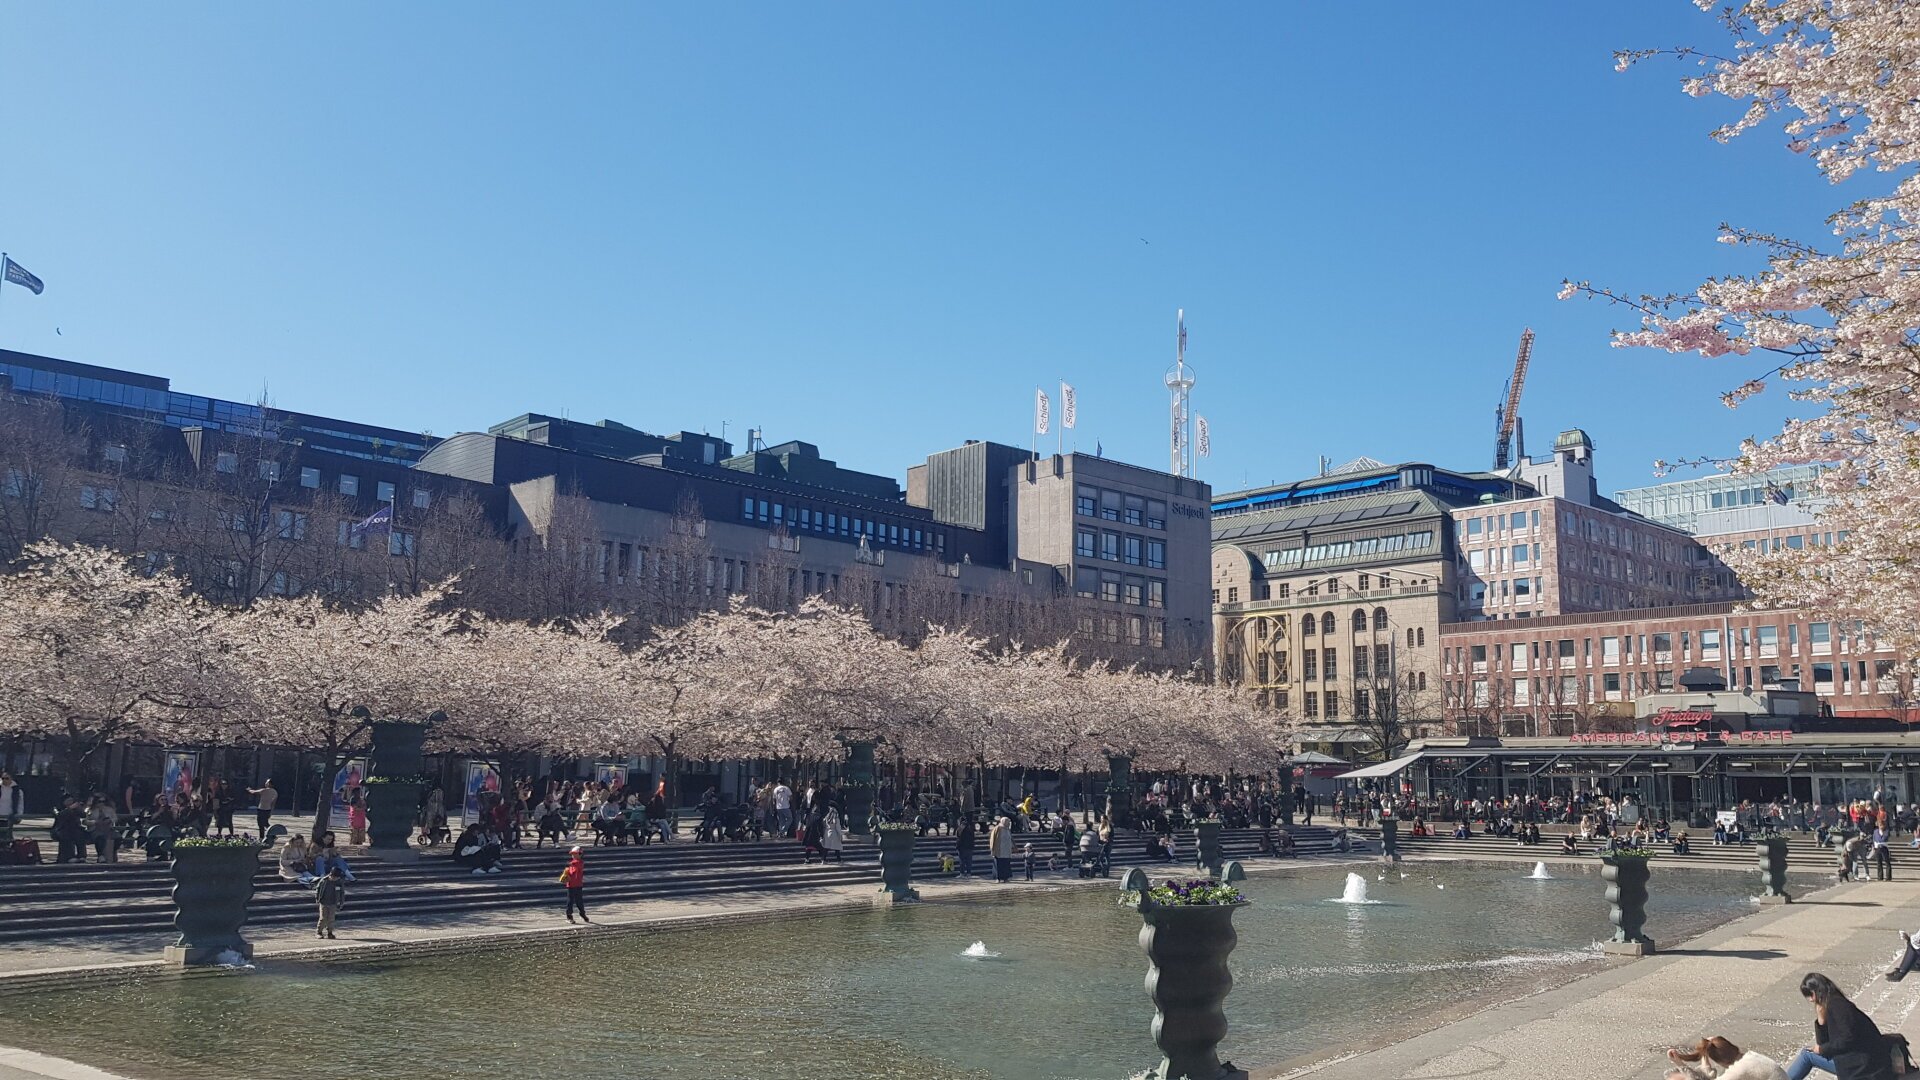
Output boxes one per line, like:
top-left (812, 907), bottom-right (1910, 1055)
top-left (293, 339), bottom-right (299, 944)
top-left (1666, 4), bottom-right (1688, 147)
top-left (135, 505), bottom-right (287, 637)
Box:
top-left (1256, 874), bottom-right (1920, 1080)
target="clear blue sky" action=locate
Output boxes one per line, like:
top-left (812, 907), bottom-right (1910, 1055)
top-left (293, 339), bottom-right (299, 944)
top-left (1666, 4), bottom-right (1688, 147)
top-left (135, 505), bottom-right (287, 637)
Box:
top-left (0, 5), bottom-right (1836, 496)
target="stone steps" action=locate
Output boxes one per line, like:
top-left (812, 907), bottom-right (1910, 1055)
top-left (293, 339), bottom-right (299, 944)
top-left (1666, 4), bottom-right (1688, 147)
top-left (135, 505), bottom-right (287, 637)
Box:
top-left (0, 826), bottom-right (1343, 943)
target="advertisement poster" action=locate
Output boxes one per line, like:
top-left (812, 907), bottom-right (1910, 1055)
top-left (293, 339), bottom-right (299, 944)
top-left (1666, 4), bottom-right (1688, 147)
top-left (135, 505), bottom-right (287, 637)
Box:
top-left (163, 751), bottom-right (199, 803)
top-left (330, 758), bottom-right (368, 820)
top-left (463, 761), bottom-right (501, 826)
top-left (595, 762), bottom-right (626, 793)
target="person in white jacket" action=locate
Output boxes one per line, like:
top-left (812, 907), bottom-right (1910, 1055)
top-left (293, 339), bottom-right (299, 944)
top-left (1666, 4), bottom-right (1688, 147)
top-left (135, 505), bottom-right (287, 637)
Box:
top-left (1664, 1037), bottom-right (1788, 1080)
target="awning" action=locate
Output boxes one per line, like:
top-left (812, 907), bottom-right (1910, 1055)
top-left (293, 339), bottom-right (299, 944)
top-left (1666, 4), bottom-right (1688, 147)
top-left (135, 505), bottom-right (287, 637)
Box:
top-left (1336, 753), bottom-right (1424, 780)
top-left (1288, 751), bottom-right (1350, 766)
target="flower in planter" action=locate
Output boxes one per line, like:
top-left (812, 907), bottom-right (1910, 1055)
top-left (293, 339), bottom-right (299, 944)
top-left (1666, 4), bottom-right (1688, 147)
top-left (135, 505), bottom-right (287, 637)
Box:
top-left (1125, 877), bottom-right (1248, 907)
top-left (174, 835), bottom-right (261, 849)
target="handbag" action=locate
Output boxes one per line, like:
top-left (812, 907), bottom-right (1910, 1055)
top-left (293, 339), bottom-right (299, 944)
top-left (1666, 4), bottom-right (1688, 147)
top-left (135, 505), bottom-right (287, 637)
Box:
top-left (556, 869), bottom-right (569, 886)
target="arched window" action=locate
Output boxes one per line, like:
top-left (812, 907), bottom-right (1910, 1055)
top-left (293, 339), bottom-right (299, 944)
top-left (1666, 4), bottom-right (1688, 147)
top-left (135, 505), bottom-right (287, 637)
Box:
top-left (1417, 627), bottom-right (1427, 646)
top-left (1321, 612), bottom-right (1336, 635)
top-left (1352, 609), bottom-right (1368, 632)
top-left (1406, 627), bottom-right (1415, 648)
top-left (1417, 671), bottom-right (1428, 691)
top-left (1373, 607), bottom-right (1389, 631)
top-left (1302, 613), bottom-right (1317, 636)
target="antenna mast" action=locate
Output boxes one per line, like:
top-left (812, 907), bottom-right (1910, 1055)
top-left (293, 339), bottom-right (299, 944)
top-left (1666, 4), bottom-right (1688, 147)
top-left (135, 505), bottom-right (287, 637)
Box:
top-left (1165, 309), bottom-right (1196, 477)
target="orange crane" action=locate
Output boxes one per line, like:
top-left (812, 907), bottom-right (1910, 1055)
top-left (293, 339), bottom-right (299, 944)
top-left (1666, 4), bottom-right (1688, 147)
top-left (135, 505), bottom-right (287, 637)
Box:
top-left (1492, 328), bottom-right (1535, 471)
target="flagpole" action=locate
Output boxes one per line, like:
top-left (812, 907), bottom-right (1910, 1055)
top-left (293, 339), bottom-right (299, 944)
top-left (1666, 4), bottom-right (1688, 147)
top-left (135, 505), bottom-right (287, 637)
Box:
top-left (1056, 378), bottom-right (1064, 458)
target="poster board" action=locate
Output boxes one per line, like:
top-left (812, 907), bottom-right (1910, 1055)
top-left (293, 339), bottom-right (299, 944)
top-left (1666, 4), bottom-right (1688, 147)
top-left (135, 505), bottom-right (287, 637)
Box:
top-left (463, 761), bottom-right (502, 826)
top-left (163, 751), bottom-right (199, 803)
top-left (595, 762), bottom-right (626, 793)
top-left (330, 758), bottom-right (368, 819)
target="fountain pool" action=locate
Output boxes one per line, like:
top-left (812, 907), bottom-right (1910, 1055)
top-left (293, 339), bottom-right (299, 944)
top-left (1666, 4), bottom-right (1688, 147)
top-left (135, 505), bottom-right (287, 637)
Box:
top-left (0, 862), bottom-right (1803, 1080)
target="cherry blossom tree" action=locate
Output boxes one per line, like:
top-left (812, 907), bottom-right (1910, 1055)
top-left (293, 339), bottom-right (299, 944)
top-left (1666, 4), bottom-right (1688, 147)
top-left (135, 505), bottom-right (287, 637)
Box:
top-left (1565, 0), bottom-right (1920, 653)
top-left (0, 543), bottom-right (236, 792)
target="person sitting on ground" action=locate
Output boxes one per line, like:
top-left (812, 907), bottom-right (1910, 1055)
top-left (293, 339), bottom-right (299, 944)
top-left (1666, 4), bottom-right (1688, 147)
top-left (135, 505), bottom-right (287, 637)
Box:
top-left (1451, 820), bottom-right (1471, 840)
top-left (1787, 971), bottom-right (1895, 1080)
top-left (1561, 832), bottom-right (1579, 855)
top-left (1886, 928), bottom-right (1920, 983)
top-left (1654, 818), bottom-right (1671, 842)
top-left (1662, 1036), bottom-right (1787, 1080)
top-left (1673, 831), bottom-right (1691, 855)
top-left (1410, 817), bottom-right (1430, 838)
top-left (310, 832), bottom-right (356, 882)
top-left (278, 834), bottom-right (315, 883)
top-left (453, 823), bottom-right (503, 875)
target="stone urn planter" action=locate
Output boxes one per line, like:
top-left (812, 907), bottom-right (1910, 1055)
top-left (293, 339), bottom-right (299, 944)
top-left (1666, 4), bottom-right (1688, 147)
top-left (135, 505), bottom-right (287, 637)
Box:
top-left (843, 740), bottom-right (877, 837)
top-left (1756, 835), bottom-right (1792, 904)
top-left (876, 824), bottom-right (919, 903)
top-left (364, 781), bottom-right (419, 853)
top-left (1194, 820), bottom-right (1224, 877)
top-left (167, 841), bottom-right (262, 966)
top-left (1120, 867), bottom-right (1250, 1080)
top-left (1106, 754), bottom-right (1135, 829)
top-left (1599, 853), bottom-right (1655, 955)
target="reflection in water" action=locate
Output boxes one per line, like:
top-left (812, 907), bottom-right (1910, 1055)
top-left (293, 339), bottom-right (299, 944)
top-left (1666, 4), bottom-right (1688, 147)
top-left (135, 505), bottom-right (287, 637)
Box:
top-left (0, 863), bottom-right (1790, 1080)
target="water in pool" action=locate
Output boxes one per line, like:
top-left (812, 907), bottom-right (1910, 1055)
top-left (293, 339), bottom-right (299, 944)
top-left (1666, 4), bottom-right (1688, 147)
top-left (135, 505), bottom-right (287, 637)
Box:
top-left (0, 861), bottom-right (1795, 1080)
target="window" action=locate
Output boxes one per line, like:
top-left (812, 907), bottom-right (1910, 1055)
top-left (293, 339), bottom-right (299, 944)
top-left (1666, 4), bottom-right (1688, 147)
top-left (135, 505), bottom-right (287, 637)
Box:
top-left (1126, 616), bottom-right (1144, 646)
top-left (1303, 692), bottom-right (1319, 719)
top-left (1101, 574), bottom-right (1121, 603)
top-left (1076, 485), bottom-right (1098, 517)
top-left (1226, 586), bottom-right (1238, 603)
top-left (1322, 648), bottom-right (1338, 679)
top-left (1355, 688), bottom-right (1370, 717)
top-left (1511, 544), bottom-right (1529, 565)
top-left (1324, 690), bottom-right (1339, 719)
top-left (1416, 628), bottom-right (1425, 646)
top-left (1124, 495), bottom-right (1145, 526)
top-left (78, 485), bottom-right (117, 512)
top-left (1470, 644), bottom-right (1488, 671)
top-left (1076, 530), bottom-right (1096, 559)
top-left (1352, 609), bottom-right (1368, 631)
top-left (1406, 628), bottom-right (1415, 648)
top-left (1321, 612), bottom-right (1335, 634)
top-left (215, 451), bottom-right (238, 474)
top-left (1101, 532), bottom-right (1119, 562)
top-left (1373, 607), bottom-right (1388, 631)
top-left (336, 520), bottom-right (364, 548)
top-left (1302, 613), bottom-right (1316, 636)
top-left (1081, 568), bottom-right (1100, 598)
top-left (1601, 637), bottom-right (1621, 664)
top-left (1146, 500), bottom-right (1167, 529)
top-left (1354, 649), bottom-right (1370, 678)
top-left (1100, 489), bottom-right (1121, 521)
top-left (1467, 518), bottom-right (1482, 536)
top-left (258, 460), bottom-right (280, 481)
top-left (1276, 583), bottom-right (1289, 599)
top-left (102, 443), bottom-right (128, 464)
top-left (388, 531), bottom-right (416, 557)
top-left (1302, 651), bottom-right (1317, 680)
top-left (1375, 643), bottom-right (1389, 672)
top-left (1124, 536), bottom-right (1142, 566)
top-left (339, 474), bottom-right (359, 497)
top-left (1124, 579), bottom-right (1144, 606)
top-left (1755, 625), bottom-right (1778, 657)
top-left (1810, 622), bottom-right (1831, 653)
top-left (377, 481), bottom-right (395, 503)
top-left (1603, 672), bottom-right (1621, 695)
top-left (275, 510), bottom-right (307, 540)
top-left (1147, 580), bottom-right (1165, 608)
top-left (412, 489), bottom-right (431, 510)
top-left (1146, 540), bottom-right (1166, 569)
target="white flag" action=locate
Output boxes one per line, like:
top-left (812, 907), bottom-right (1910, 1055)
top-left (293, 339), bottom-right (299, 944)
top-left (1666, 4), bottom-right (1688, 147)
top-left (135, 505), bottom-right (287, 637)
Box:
top-left (1061, 382), bottom-right (1076, 430)
top-left (1035, 388), bottom-right (1051, 435)
top-left (1196, 415), bottom-right (1211, 457)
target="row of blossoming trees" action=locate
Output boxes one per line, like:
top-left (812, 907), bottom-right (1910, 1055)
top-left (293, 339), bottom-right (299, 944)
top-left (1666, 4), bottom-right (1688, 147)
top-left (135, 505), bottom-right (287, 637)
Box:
top-left (0, 543), bottom-right (1287, 807)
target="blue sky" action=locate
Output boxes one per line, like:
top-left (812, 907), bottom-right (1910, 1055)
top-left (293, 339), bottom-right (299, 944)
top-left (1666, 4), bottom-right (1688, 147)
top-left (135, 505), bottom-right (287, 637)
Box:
top-left (0, 5), bottom-right (1840, 497)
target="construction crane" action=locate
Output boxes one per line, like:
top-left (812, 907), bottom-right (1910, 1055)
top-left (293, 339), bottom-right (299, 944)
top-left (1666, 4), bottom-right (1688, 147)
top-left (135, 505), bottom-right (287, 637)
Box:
top-left (1492, 328), bottom-right (1535, 472)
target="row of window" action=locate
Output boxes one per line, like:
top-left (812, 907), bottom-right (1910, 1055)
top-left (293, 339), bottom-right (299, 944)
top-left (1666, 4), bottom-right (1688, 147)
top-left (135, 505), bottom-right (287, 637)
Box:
top-left (1073, 529), bottom-right (1167, 569)
top-left (1074, 486), bottom-right (1169, 530)
top-left (1460, 658), bottom-right (1892, 708)
top-left (1450, 620), bottom-right (1869, 674)
top-left (1460, 510), bottom-right (1541, 538)
top-left (203, 453), bottom-right (430, 508)
top-left (1262, 530), bottom-right (1435, 570)
top-left (739, 496), bottom-right (943, 554)
top-left (1072, 567), bottom-right (1167, 608)
top-left (1076, 613), bottom-right (1168, 649)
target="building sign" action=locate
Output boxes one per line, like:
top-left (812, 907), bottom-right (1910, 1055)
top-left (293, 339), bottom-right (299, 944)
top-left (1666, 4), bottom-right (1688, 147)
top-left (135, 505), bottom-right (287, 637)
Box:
top-left (1171, 503), bottom-right (1208, 520)
top-left (1570, 730), bottom-right (1793, 746)
top-left (1649, 709), bottom-right (1715, 728)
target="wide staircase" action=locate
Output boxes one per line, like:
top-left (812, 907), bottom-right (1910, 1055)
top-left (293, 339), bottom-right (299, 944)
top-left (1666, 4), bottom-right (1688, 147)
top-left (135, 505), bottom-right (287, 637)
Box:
top-left (1346, 824), bottom-right (1908, 875)
top-left (0, 825), bottom-right (1346, 944)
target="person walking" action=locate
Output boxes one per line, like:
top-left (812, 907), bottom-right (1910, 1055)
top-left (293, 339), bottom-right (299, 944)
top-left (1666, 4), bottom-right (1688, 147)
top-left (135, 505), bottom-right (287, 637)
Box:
top-left (212, 780), bottom-right (237, 838)
top-left (247, 779), bottom-right (278, 838)
top-left (773, 780), bottom-right (794, 838)
top-left (989, 815), bottom-right (1014, 883)
top-left (561, 846), bottom-right (588, 924)
top-left (822, 807), bottom-right (846, 863)
top-left (346, 787), bottom-right (369, 847)
top-left (1873, 824), bottom-right (1893, 881)
top-left (314, 865), bottom-right (346, 940)
top-left (1784, 972), bottom-right (1894, 1080)
top-left (955, 816), bottom-right (978, 876)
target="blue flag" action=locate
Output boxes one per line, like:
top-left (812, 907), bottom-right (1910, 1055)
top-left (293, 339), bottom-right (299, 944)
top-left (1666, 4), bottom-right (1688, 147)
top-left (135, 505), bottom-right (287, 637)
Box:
top-left (3, 257), bottom-right (43, 296)
top-left (349, 504), bottom-right (392, 535)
